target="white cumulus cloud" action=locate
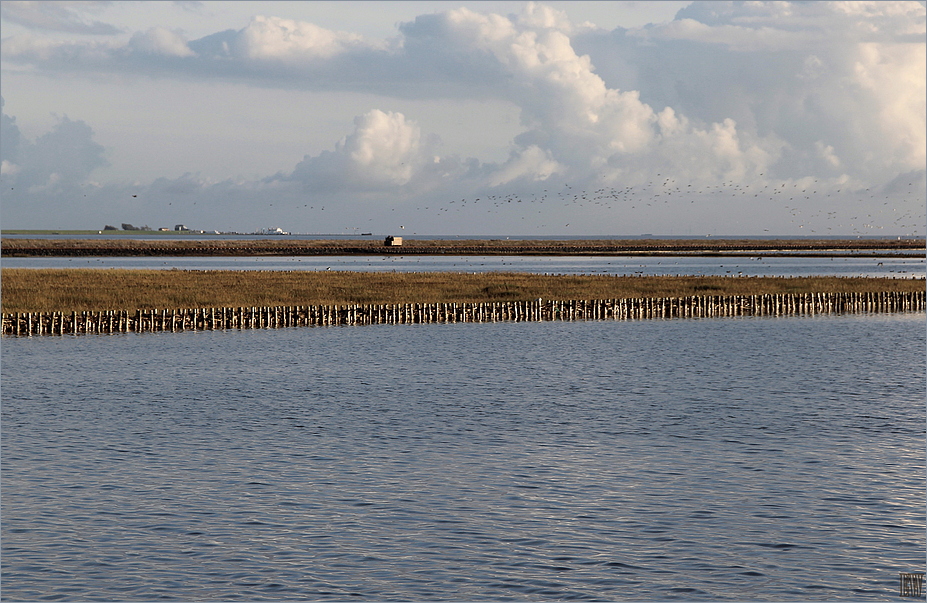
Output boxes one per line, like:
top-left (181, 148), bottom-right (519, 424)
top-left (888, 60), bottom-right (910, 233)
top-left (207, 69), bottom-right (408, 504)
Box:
top-left (234, 15), bottom-right (372, 61)
top-left (343, 109), bottom-right (423, 185)
top-left (129, 27), bottom-right (195, 57)
top-left (489, 145), bottom-right (563, 186)
top-left (290, 109), bottom-right (442, 191)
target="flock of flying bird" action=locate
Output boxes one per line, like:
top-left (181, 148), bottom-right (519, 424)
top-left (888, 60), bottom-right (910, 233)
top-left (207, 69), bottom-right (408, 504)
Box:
top-left (379, 175), bottom-right (925, 235)
top-left (124, 172), bottom-right (922, 235)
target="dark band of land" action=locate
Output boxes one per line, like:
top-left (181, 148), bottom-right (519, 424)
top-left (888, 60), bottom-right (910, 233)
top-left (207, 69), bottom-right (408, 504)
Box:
top-left (2, 268), bottom-right (923, 314)
top-left (2, 237), bottom-right (924, 257)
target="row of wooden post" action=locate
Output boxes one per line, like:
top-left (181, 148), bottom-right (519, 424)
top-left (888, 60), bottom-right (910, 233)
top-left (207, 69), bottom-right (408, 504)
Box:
top-left (2, 291), bottom-right (924, 336)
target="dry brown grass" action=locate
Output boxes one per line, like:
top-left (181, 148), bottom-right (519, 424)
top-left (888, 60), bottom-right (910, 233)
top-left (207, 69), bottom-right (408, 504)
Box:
top-left (2, 269), bottom-right (923, 313)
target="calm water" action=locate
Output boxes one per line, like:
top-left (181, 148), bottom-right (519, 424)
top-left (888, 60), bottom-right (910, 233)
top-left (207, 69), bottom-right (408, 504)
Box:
top-left (3, 254), bottom-right (924, 278)
top-left (2, 313), bottom-right (924, 601)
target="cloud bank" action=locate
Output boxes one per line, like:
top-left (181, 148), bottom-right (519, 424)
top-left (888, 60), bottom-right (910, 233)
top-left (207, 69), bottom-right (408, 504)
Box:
top-left (1, 1), bottom-right (924, 234)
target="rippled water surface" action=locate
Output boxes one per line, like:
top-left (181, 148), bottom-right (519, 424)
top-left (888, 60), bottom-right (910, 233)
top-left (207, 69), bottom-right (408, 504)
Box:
top-left (6, 231), bottom-right (922, 278)
top-left (2, 313), bottom-right (924, 601)
top-left (3, 254), bottom-right (924, 278)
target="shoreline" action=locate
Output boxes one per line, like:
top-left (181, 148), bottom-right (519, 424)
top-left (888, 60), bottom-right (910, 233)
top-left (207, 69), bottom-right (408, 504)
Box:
top-left (3, 237), bottom-right (924, 258)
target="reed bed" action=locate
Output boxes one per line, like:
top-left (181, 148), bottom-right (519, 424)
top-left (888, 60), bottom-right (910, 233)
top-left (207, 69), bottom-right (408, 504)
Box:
top-left (2, 269), bottom-right (923, 314)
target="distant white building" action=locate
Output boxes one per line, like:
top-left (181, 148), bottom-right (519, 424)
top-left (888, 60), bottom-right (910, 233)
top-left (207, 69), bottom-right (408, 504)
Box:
top-left (256, 227), bottom-right (290, 235)
top-left (384, 235), bottom-right (403, 246)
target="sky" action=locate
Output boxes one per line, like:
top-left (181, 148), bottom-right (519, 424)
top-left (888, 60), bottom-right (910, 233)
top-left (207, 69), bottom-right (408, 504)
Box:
top-left (1, 1), bottom-right (924, 236)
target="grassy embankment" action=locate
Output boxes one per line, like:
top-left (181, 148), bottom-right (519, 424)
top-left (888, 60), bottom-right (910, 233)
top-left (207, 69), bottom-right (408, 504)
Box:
top-left (2, 269), bottom-right (923, 314)
top-left (3, 237), bottom-right (925, 256)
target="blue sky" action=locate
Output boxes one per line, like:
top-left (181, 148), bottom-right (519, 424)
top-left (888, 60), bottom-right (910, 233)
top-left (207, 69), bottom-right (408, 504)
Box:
top-left (1, 1), bottom-right (924, 236)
